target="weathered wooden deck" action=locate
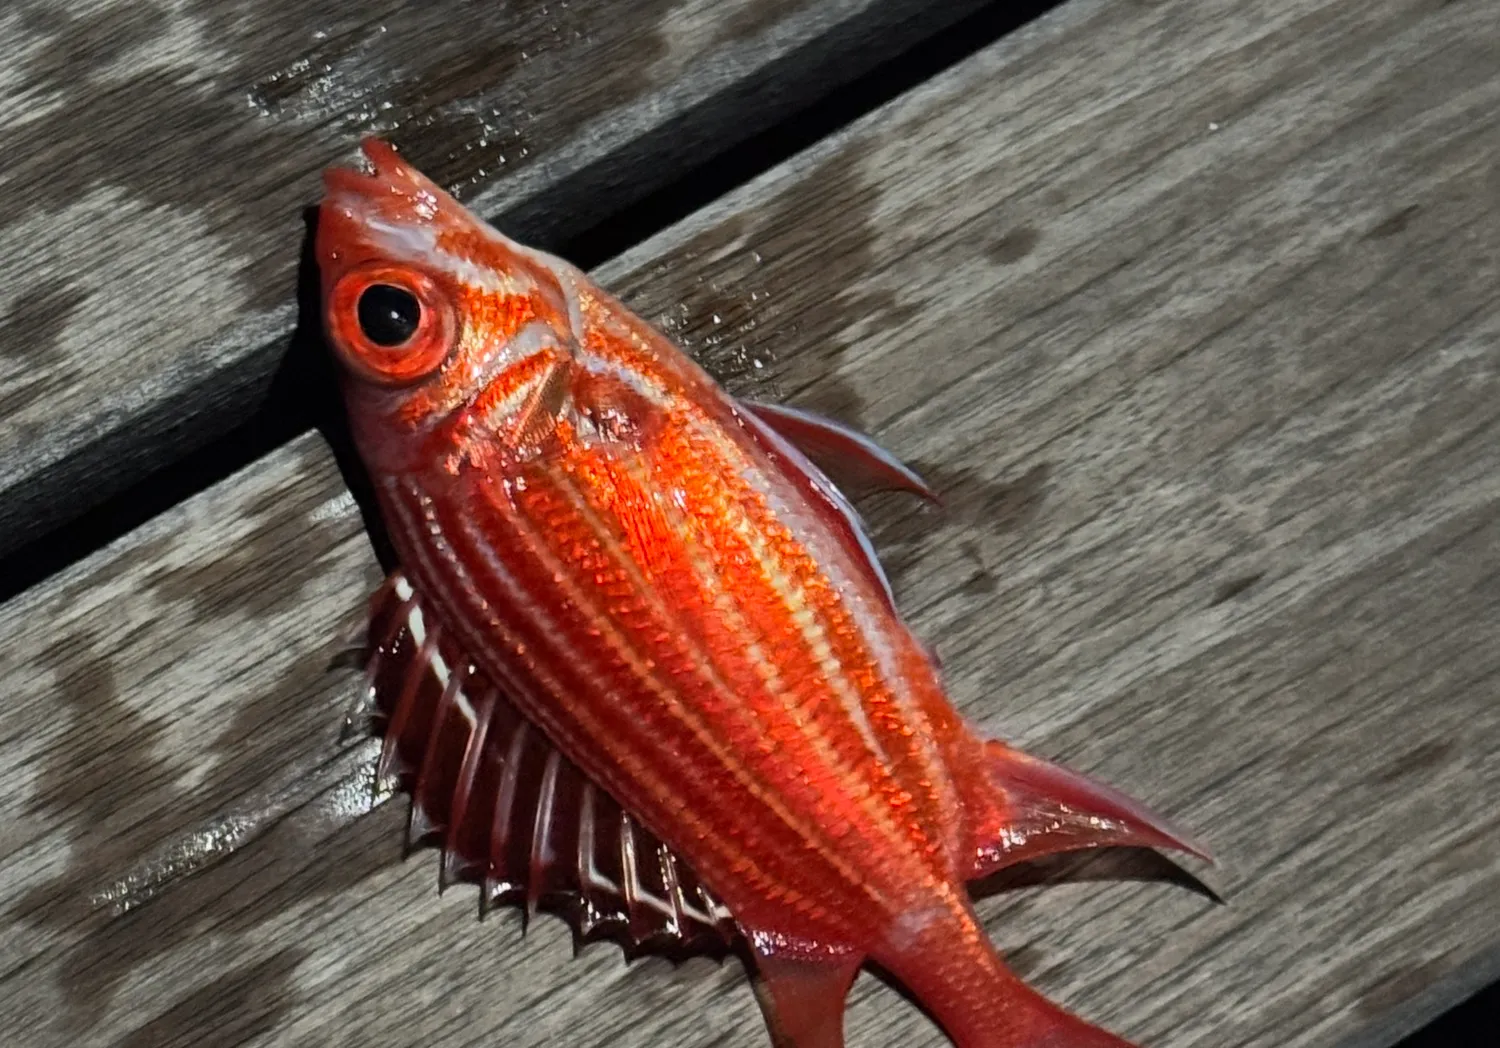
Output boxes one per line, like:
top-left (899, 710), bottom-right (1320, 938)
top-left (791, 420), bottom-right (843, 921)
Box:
top-left (2, 1), bottom-right (1497, 1046)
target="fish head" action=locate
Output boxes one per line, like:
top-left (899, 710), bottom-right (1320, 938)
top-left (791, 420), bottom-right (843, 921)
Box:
top-left (317, 138), bottom-right (578, 466)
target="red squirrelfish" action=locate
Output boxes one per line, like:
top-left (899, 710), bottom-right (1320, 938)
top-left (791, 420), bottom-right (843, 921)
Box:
top-left (317, 138), bottom-right (1208, 1048)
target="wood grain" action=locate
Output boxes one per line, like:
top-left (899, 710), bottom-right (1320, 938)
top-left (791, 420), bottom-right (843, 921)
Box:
top-left (3, 0), bottom-right (1498, 1045)
top-left (0, 0), bottom-right (998, 558)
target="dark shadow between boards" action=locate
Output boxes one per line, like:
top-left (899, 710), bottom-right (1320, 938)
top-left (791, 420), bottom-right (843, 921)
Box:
top-left (0, 0), bottom-right (1066, 602)
top-left (1395, 980), bottom-right (1498, 1048)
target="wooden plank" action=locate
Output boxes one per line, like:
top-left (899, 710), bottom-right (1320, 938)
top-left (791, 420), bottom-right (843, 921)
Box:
top-left (3, 0), bottom-right (1499, 1045)
top-left (0, 0), bottom-right (998, 558)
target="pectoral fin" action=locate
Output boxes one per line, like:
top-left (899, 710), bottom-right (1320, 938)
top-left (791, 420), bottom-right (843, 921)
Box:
top-left (966, 740), bottom-right (1211, 879)
top-left (742, 400), bottom-right (938, 502)
top-left (738, 401), bottom-right (900, 614)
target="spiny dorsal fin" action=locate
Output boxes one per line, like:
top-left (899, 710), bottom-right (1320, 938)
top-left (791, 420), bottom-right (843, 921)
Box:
top-left (363, 572), bottom-right (738, 956)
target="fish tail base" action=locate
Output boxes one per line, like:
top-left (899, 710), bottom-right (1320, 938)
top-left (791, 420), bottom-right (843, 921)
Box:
top-left (878, 907), bottom-right (1136, 1048)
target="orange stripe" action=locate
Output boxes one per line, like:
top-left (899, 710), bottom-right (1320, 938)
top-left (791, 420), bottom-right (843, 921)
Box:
top-left (549, 440), bottom-right (890, 859)
top-left (496, 458), bottom-right (885, 916)
top-left (657, 407), bottom-right (955, 862)
top-left (576, 317), bottom-right (961, 879)
top-left (560, 390), bottom-right (950, 898)
top-left (390, 479), bottom-right (806, 918)
top-left (718, 431), bottom-right (962, 858)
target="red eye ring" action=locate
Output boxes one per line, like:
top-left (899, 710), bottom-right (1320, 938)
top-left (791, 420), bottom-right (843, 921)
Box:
top-left (327, 264), bottom-right (456, 386)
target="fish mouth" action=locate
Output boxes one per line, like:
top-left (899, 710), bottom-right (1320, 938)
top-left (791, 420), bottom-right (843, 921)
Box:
top-left (322, 137), bottom-right (410, 203)
top-left (317, 138), bottom-right (441, 274)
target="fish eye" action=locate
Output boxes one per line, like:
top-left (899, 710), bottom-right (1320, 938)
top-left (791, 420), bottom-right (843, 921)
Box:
top-left (357, 284), bottom-right (421, 347)
top-left (326, 265), bottom-right (456, 386)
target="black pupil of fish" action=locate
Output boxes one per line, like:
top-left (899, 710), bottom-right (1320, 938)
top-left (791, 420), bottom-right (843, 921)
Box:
top-left (357, 284), bottom-right (421, 347)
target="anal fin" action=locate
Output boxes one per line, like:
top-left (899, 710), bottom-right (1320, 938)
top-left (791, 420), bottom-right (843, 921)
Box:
top-left (965, 739), bottom-right (1211, 879)
top-left (362, 572), bottom-right (738, 955)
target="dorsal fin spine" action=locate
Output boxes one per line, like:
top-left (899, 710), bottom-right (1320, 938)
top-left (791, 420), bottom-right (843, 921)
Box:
top-left (659, 845), bottom-right (687, 940)
top-left (409, 621), bottom-right (457, 847)
top-left (528, 749), bottom-right (563, 923)
top-left (444, 678), bottom-right (491, 890)
top-left (374, 595), bottom-right (423, 786)
top-left (619, 809), bottom-right (642, 937)
top-left (364, 573), bottom-right (739, 954)
top-left (488, 718), bottom-right (530, 909)
top-left (576, 782), bottom-right (600, 938)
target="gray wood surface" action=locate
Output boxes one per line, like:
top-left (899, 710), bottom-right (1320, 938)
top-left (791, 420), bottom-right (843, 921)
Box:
top-left (0, 0), bottom-right (996, 558)
top-left (3, 0), bottom-right (1499, 1046)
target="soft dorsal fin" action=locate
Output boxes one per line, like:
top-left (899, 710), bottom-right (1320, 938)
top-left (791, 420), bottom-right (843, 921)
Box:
top-left (749, 940), bottom-right (863, 1048)
top-left (362, 572), bottom-right (738, 956)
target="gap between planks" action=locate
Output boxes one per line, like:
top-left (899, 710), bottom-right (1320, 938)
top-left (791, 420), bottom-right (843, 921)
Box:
top-left (0, 0), bottom-right (1008, 564)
